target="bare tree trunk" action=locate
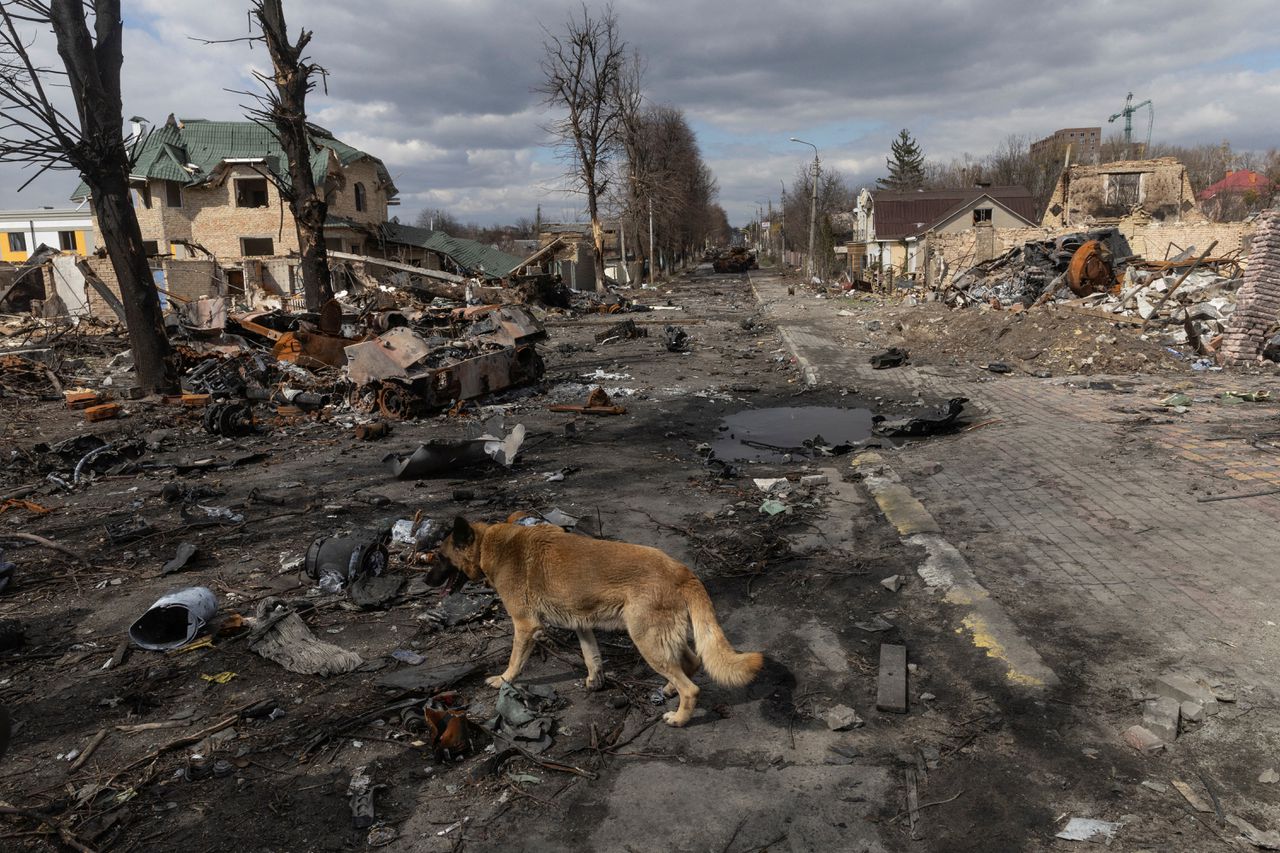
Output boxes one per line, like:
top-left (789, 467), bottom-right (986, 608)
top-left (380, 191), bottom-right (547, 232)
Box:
top-left (44, 0), bottom-right (177, 392)
top-left (88, 172), bottom-right (177, 390)
top-left (587, 195), bottom-right (606, 290)
top-left (254, 0), bottom-right (333, 310)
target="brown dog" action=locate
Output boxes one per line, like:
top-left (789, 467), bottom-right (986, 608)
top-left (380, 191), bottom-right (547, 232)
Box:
top-left (438, 516), bottom-right (763, 726)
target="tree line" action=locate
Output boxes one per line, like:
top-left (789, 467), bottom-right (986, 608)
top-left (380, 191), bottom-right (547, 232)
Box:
top-left (537, 3), bottom-right (728, 289)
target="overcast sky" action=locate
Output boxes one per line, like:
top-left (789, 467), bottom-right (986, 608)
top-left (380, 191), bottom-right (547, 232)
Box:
top-left (3, 0), bottom-right (1279, 227)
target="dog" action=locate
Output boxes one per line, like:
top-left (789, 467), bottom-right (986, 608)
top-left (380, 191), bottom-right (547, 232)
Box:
top-left (437, 515), bottom-right (763, 727)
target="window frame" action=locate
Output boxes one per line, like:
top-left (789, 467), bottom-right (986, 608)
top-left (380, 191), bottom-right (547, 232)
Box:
top-left (58, 230), bottom-right (77, 251)
top-left (165, 180), bottom-right (184, 208)
top-left (234, 177), bottom-right (270, 209)
top-left (7, 231), bottom-right (28, 253)
top-left (240, 236), bottom-right (276, 257)
top-left (353, 182), bottom-right (367, 212)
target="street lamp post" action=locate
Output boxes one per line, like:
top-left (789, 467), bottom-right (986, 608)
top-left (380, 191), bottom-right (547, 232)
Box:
top-left (789, 137), bottom-right (819, 280)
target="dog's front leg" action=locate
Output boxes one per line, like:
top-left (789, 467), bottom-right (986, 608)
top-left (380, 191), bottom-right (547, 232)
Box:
top-left (488, 614), bottom-right (539, 688)
top-left (576, 628), bottom-right (605, 690)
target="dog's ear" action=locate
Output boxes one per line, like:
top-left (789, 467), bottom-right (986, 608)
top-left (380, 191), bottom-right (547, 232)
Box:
top-left (451, 516), bottom-right (475, 547)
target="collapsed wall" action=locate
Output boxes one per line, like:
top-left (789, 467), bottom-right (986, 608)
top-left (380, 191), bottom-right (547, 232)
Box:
top-left (1220, 210), bottom-right (1280, 364)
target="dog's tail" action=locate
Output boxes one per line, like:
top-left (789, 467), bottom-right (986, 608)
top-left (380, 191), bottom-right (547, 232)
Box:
top-left (684, 581), bottom-right (763, 687)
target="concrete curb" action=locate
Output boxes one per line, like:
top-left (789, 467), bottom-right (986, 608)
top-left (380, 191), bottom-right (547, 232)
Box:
top-left (855, 452), bottom-right (1059, 689)
top-left (747, 271), bottom-right (819, 387)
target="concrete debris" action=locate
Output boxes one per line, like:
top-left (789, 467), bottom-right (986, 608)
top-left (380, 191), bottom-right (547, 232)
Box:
top-left (880, 575), bottom-right (904, 592)
top-left (1154, 672), bottom-right (1220, 716)
top-left (1055, 818), bottom-right (1119, 842)
top-left (1142, 696), bottom-right (1180, 742)
top-left (1260, 769), bottom-right (1280, 784)
top-left (1121, 724), bottom-right (1165, 752)
top-left (1227, 815), bottom-right (1280, 850)
top-left (822, 704), bottom-right (863, 731)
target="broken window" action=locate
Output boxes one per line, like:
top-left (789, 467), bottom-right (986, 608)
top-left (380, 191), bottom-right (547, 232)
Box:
top-left (142, 240), bottom-right (160, 256)
top-left (165, 181), bottom-right (183, 208)
top-left (58, 230), bottom-right (77, 251)
top-left (235, 178), bottom-right (270, 208)
top-left (354, 182), bottom-right (367, 212)
top-left (1105, 173), bottom-right (1142, 208)
top-left (240, 237), bottom-right (275, 256)
top-left (225, 269), bottom-right (245, 296)
top-left (6, 232), bottom-right (26, 253)
top-left (132, 183), bottom-right (152, 209)
top-left (324, 237), bottom-right (343, 251)
top-left (972, 208), bottom-right (993, 224)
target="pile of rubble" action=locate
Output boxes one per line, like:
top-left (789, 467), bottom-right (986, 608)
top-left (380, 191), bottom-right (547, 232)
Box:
top-left (943, 229), bottom-right (1246, 357)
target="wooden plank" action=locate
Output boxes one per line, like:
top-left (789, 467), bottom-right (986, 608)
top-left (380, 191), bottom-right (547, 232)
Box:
top-left (876, 643), bottom-right (908, 713)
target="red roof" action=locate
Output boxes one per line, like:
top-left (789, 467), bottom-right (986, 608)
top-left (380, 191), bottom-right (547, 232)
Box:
top-left (871, 186), bottom-right (1036, 240)
top-left (1199, 170), bottom-right (1274, 201)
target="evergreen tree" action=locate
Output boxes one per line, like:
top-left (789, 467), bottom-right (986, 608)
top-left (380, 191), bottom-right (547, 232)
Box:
top-left (878, 129), bottom-right (926, 190)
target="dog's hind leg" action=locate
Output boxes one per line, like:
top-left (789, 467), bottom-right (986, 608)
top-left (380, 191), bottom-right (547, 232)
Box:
top-left (576, 628), bottom-right (606, 690)
top-left (630, 622), bottom-right (700, 726)
top-left (488, 613), bottom-right (539, 688)
top-left (662, 644), bottom-right (701, 696)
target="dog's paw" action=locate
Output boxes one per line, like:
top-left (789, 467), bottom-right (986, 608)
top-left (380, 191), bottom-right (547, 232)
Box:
top-left (662, 711), bottom-right (689, 728)
top-left (584, 673), bottom-right (605, 691)
top-left (485, 675), bottom-right (507, 689)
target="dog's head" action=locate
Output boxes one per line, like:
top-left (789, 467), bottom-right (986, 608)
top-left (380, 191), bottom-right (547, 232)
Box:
top-left (436, 516), bottom-right (485, 582)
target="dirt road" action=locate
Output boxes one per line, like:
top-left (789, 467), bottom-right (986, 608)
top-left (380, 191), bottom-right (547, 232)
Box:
top-left (3, 267), bottom-right (1275, 851)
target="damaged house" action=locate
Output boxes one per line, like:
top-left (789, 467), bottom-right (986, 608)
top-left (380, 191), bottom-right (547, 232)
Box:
top-left (851, 186), bottom-right (1038, 281)
top-left (1041, 156), bottom-right (1203, 228)
top-left (71, 115), bottom-right (398, 297)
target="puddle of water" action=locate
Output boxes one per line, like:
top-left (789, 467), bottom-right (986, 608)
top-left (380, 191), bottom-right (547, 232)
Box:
top-left (711, 406), bottom-right (877, 463)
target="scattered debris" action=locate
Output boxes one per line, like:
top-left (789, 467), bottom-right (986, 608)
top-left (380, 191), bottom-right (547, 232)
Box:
top-left (1055, 818), bottom-right (1119, 843)
top-left (876, 643), bottom-right (908, 713)
top-left (128, 587), bottom-right (218, 651)
top-left (1171, 778), bottom-right (1214, 813)
top-left (384, 423), bottom-right (526, 479)
top-left (870, 347), bottom-right (909, 369)
top-left (549, 387), bottom-right (626, 416)
top-left (305, 530), bottom-right (389, 594)
top-left (249, 599), bottom-right (363, 676)
top-left (822, 704), bottom-right (863, 731)
top-left (873, 398), bottom-right (967, 438)
top-left (1122, 724), bottom-right (1165, 752)
top-left (488, 682), bottom-right (559, 754)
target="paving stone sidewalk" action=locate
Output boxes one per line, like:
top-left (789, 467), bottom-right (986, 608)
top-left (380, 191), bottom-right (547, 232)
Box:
top-left (753, 272), bottom-right (1280, 695)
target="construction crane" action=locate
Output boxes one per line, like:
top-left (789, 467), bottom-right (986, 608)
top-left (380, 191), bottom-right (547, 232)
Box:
top-left (1108, 92), bottom-right (1154, 158)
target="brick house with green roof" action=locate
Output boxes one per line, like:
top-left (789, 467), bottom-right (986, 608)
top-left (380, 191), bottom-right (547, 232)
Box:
top-left (72, 115), bottom-right (397, 290)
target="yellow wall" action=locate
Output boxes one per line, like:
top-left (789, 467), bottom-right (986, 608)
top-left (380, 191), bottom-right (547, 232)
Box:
top-left (1, 232), bottom-right (27, 263)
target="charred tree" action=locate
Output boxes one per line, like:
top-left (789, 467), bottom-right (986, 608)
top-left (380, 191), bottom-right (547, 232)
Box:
top-left (0, 0), bottom-right (178, 392)
top-left (248, 0), bottom-right (333, 310)
top-left (537, 3), bottom-right (625, 291)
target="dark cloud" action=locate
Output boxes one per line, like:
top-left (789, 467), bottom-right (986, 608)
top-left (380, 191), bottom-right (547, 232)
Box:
top-left (2, 0), bottom-right (1277, 225)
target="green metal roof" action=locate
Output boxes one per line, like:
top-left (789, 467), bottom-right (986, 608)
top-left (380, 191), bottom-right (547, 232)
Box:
top-left (72, 116), bottom-right (395, 200)
top-left (379, 222), bottom-right (523, 280)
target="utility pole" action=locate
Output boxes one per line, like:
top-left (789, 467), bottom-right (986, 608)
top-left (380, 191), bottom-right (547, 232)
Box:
top-left (791, 137), bottom-right (819, 280)
top-left (648, 197), bottom-right (655, 284)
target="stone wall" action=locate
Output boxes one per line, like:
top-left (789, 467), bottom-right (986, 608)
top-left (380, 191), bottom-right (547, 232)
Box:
top-left (161, 259), bottom-right (222, 303)
top-left (77, 256), bottom-right (224, 320)
top-left (1220, 210), bottom-right (1280, 364)
top-left (1118, 217), bottom-right (1253, 263)
top-left (926, 218), bottom-right (1256, 289)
